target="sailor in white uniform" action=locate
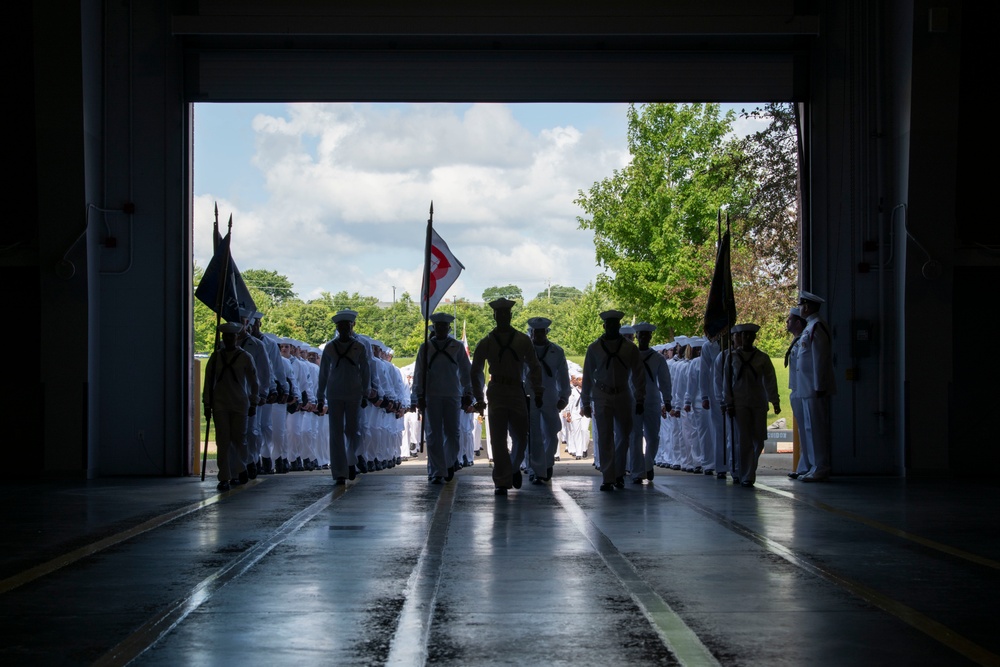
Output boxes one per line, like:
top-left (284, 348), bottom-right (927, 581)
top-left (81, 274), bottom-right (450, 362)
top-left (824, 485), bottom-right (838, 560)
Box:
top-left (580, 310), bottom-right (646, 491)
top-left (524, 317), bottom-right (571, 483)
top-left (628, 323), bottom-right (672, 484)
top-left (316, 309), bottom-right (370, 484)
top-left (412, 312), bottom-right (473, 483)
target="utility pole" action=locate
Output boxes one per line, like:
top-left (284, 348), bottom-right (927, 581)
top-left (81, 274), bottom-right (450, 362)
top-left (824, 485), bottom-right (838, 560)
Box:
top-left (453, 294), bottom-right (458, 319)
top-left (547, 278), bottom-right (551, 302)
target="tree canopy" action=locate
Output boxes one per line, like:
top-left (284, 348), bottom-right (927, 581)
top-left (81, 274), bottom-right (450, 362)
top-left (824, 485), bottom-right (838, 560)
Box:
top-left (481, 284), bottom-right (523, 303)
top-left (575, 102), bottom-right (799, 353)
top-left (242, 268), bottom-right (297, 304)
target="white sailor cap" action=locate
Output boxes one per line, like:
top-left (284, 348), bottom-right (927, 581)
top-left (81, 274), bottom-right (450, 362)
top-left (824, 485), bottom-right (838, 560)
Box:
top-left (331, 309), bottom-right (358, 323)
top-left (297, 340), bottom-right (311, 349)
top-left (262, 332), bottom-right (280, 342)
top-left (732, 323), bottom-right (761, 334)
top-left (799, 290), bottom-right (825, 305)
top-left (599, 310), bottom-right (625, 321)
top-left (308, 347), bottom-right (321, 355)
top-left (674, 335), bottom-right (689, 346)
top-left (429, 312), bottom-right (455, 324)
top-left (218, 322), bottom-right (243, 334)
top-left (527, 317), bottom-right (552, 330)
top-left (371, 340), bottom-right (384, 350)
top-left (665, 342), bottom-right (678, 350)
top-left (789, 307), bottom-right (802, 318)
top-left (619, 325), bottom-right (635, 336)
top-left (488, 297), bottom-right (517, 310)
top-left (688, 337), bottom-right (705, 347)
top-left (633, 322), bottom-right (656, 333)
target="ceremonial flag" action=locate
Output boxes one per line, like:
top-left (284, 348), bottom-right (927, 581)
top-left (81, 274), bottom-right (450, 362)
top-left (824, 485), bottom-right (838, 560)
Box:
top-left (195, 227), bottom-right (257, 323)
top-left (703, 230), bottom-right (736, 338)
top-left (421, 226), bottom-right (464, 318)
top-left (461, 320), bottom-right (470, 358)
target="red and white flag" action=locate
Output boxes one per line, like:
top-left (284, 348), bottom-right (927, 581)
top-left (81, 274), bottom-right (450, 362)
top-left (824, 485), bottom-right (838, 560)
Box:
top-left (421, 227), bottom-right (465, 318)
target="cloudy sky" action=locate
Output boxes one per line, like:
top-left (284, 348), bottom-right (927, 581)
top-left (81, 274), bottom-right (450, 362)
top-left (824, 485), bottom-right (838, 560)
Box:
top-left (193, 102), bottom-right (760, 304)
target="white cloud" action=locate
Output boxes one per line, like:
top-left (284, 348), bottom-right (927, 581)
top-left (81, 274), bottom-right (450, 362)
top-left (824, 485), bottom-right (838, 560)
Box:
top-left (196, 103), bottom-right (629, 303)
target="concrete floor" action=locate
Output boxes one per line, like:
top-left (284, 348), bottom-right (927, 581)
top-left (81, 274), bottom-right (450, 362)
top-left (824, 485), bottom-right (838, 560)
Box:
top-left (1, 454), bottom-right (998, 666)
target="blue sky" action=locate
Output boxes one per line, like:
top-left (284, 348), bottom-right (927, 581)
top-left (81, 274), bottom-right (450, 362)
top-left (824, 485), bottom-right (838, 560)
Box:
top-left (193, 102), bottom-right (760, 304)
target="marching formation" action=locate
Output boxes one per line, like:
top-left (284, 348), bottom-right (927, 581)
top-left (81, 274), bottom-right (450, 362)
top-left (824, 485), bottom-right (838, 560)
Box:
top-left (202, 289), bottom-right (835, 493)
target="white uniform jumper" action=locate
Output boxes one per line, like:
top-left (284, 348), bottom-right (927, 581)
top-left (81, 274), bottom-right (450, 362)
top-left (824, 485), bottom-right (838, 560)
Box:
top-left (581, 336), bottom-right (646, 485)
top-left (629, 347), bottom-right (672, 481)
top-left (413, 334), bottom-right (473, 480)
top-left (317, 335), bottom-right (370, 480)
top-left (525, 341), bottom-right (571, 481)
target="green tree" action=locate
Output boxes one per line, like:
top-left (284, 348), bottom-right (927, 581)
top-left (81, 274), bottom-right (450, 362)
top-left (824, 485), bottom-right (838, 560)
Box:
top-left (576, 103), bottom-right (735, 335)
top-left (482, 284), bottom-right (523, 303)
top-left (531, 284), bottom-right (582, 304)
top-left (242, 268), bottom-right (297, 304)
top-left (193, 263), bottom-right (217, 354)
top-left (577, 102), bottom-right (800, 343)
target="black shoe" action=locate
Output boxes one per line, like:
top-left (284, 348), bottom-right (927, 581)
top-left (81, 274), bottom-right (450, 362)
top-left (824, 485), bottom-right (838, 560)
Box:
top-left (445, 467), bottom-right (455, 482)
top-left (260, 458), bottom-right (274, 474)
top-left (528, 473), bottom-right (537, 483)
top-left (216, 480), bottom-right (231, 492)
top-left (741, 481), bottom-right (755, 488)
top-left (575, 455), bottom-right (582, 460)
top-left (545, 466), bottom-right (553, 481)
top-left (531, 477), bottom-right (543, 485)
top-left (647, 469), bottom-right (654, 481)
top-left (292, 457), bottom-right (304, 472)
top-left (512, 470), bottom-right (522, 489)
top-left (239, 470), bottom-right (249, 484)
top-left (788, 472), bottom-right (800, 479)
top-left (732, 477), bottom-right (741, 484)
top-left (348, 465), bottom-right (357, 481)
top-left (671, 464), bottom-right (682, 470)
top-left (632, 478), bottom-right (644, 484)
top-left (430, 476), bottom-right (443, 484)
top-left (335, 477), bottom-right (346, 485)
top-left (704, 469), bottom-right (714, 475)
top-left (717, 472), bottom-right (727, 480)
top-left (600, 483), bottom-right (614, 492)
top-left (494, 487), bottom-right (507, 496)
top-left (615, 476), bottom-right (625, 489)
top-left (693, 466), bottom-right (703, 474)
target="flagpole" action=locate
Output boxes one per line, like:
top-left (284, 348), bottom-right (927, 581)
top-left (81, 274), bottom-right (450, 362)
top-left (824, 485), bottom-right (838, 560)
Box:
top-left (419, 202), bottom-right (433, 455)
top-left (723, 211), bottom-right (735, 472)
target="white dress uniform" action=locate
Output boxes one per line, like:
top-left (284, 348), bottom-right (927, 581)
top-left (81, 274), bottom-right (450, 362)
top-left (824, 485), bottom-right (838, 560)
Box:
top-left (257, 331), bottom-right (285, 468)
top-left (628, 326), bottom-right (672, 483)
top-left (723, 325), bottom-right (780, 486)
top-left (566, 384), bottom-right (590, 459)
top-left (524, 319), bottom-right (571, 482)
top-left (203, 324), bottom-right (258, 486)
top-left (317, 311), bottom-right (370, 481)
top-left (711, 344), bottom-right (733, 478)
top-left (580, 312), bottom-right (646, 487)
top-left (795, 293), bottom-right (836, 481)
top-left (413, 317), bottom-right (473, 481)
top-left (700, 338), bottom-right (725, 475)
top-left (240, 332), bottom-right (272, 470)
top-left (271, 341), bottom-right (298, 471)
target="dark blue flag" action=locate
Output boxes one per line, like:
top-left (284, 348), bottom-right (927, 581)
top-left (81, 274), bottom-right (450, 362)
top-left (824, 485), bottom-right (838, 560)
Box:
top-left (195, 230), bottom-right (256, 323)
top-left (703, 230), bottom-right (736, 338)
